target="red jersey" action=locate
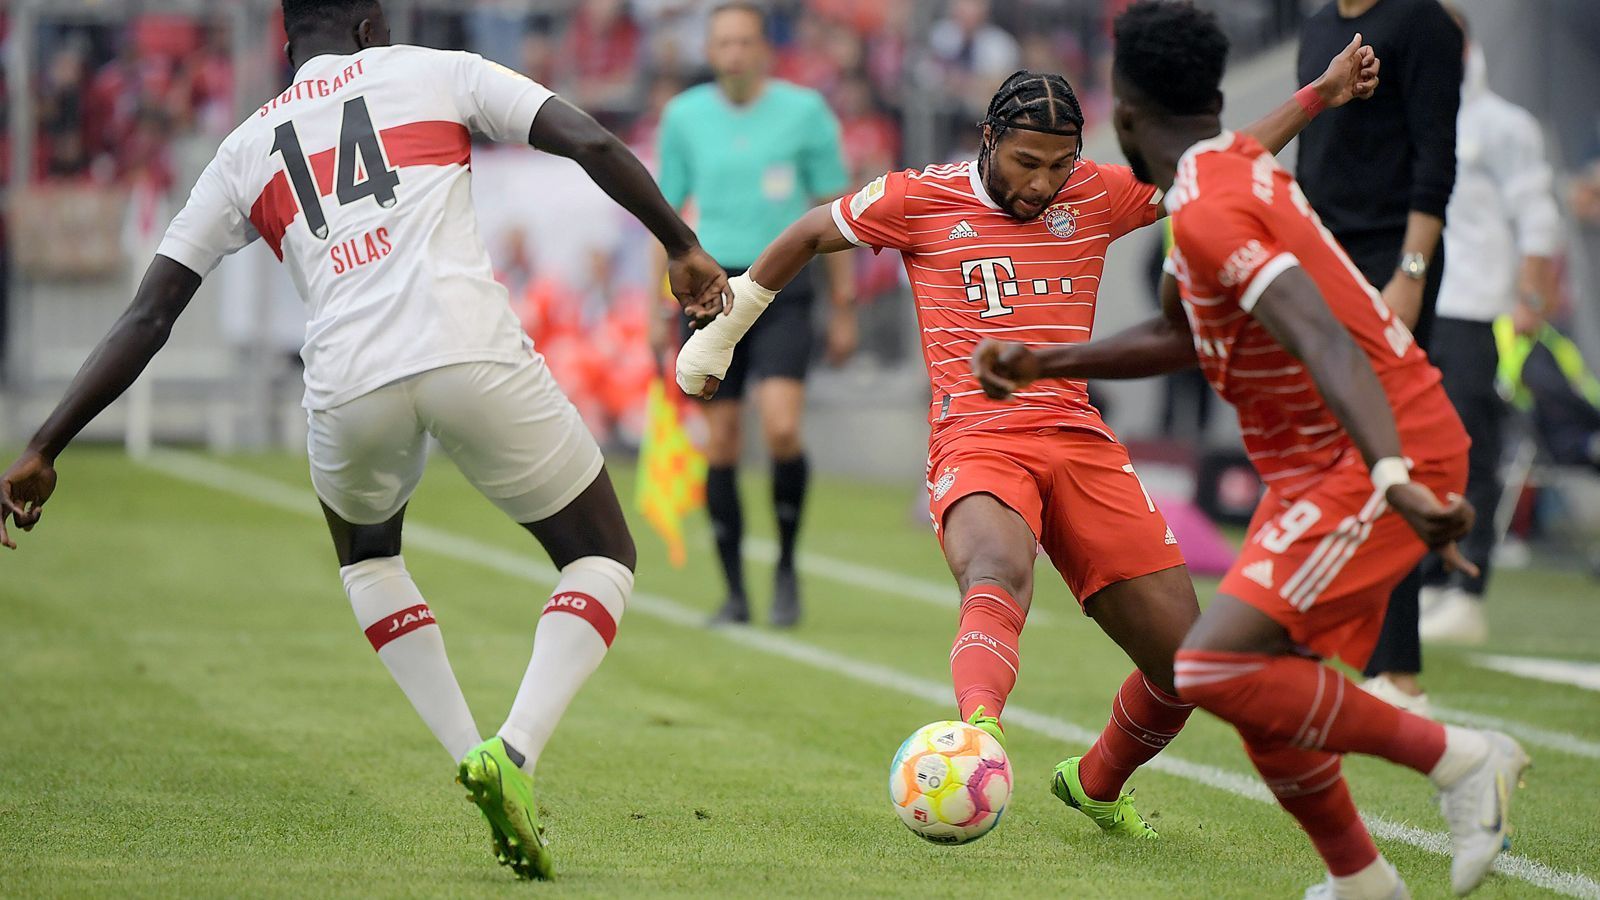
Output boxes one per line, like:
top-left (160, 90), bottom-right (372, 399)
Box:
top-left (1166, 132), bottom-right (1463, 497)
top-left (832, 158), bottom-right (1162, 448)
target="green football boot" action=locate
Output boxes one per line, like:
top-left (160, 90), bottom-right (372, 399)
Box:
top-left (1051, 756), bottom-right (1159, 839)
top-left (968, 706), bottom-right (1006, 749)
top-left (479, 808), bottom-right (514, 869)
top-left (458, 737), bottom-right (554, 880)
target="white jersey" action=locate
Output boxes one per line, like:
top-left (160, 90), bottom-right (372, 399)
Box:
top-left (157, 45), bottom-right (554, 409)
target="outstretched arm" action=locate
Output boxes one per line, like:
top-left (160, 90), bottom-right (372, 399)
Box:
top-left (1250, 265), bottom-right (1476, 570)
top-left (676, 204), bottom-right (855, 399)
top-left (974, 271), bottom-right (1196, 398)
top-left (529, 98), bottom-right (729, 318)
top-left (1242, 34), bottom-right (1379, 156)
top-left (0, 256), bottom-right (201, 548)
top-left (749, 204), bottom-right (856, 291)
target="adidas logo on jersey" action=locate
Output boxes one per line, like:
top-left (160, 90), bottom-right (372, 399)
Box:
top-left (1242, 559), bottom-right (1275, 589)
top-left (948, 220), bottom-right (979, 240)
top-left (1164, 527), bottom-right (1178, 546)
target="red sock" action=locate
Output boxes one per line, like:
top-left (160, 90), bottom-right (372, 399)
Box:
top-left (1245, 737), bottom-right (1379, 876)
top-left (1174, 650), bottom-right (1446, 773)
top-left (1078, 671), bottom-right (1195, 801)
top-left (950, 585), bottom-right (1026, 721)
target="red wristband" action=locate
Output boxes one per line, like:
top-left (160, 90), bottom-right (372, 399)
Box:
top-left (1295, 84), bottom-right (1327, 119)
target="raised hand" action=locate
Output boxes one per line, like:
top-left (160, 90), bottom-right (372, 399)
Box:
top-left (1315, 33), bottom-right (1381, 108)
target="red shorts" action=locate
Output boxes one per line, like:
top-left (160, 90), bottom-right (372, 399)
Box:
top-left (928, 428), bottom-right (1186, 605)
top-left (1220, 448), bottom-right (1469, 670)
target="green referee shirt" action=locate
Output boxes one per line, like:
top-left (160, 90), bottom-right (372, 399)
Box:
top-left (657, 79), bottom-right (848, 269)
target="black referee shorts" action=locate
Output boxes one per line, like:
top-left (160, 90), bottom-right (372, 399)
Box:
top-left (682, 264), bottom-right (816, 401)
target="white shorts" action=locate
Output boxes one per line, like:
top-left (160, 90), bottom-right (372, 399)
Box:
top-left (307, 358), bottom-right (604, 525)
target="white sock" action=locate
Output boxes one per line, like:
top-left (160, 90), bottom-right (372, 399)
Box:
top-left (1429, 726), bottom-right (1490, 788)
top-left (342, 556), bottom-right (482, 760)
top-left (498, 555), bottom-right (631, 775)
top-left (1328, 856), bottom-right (1402, 899)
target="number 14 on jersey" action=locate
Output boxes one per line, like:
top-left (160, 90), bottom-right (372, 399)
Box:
top-left (269, 96), bottom-right (400, 240)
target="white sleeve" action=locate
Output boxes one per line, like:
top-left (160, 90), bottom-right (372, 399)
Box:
top-left (450, 51), bottom-right (556, 145)
top-left (156, 149), bottom-right (259, 277)
top-left (1495, 119), bottom-right (1562, 257)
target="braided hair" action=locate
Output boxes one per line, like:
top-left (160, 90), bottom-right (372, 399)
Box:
top-left (978, 70), bottom-right (1086, 175)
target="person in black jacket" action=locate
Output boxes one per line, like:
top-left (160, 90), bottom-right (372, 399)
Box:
top-left (1297, 0), bottom-right (1463, 714)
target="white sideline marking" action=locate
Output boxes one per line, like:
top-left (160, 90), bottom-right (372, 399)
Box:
top-left (1433, 706), bottom-right (1600, 762)
top-left (1472, 655), bottom-right (1600, 694)
top-left (139, 452), bottom-right (1600, 899)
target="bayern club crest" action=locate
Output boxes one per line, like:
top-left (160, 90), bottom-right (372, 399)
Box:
top-left (1043, 203), bottom-right (1079, 239)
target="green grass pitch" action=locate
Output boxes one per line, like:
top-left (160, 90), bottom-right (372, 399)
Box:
top-left (2, 448), bottom-right (1597, 898)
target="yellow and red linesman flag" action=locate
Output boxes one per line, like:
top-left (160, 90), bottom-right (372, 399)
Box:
top-left (635, 376), bottom-right (706, 567)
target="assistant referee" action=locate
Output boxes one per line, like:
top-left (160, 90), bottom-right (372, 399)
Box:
top-left (651, 1), bottom-right (855, 629)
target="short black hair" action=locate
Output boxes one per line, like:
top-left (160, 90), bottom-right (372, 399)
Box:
top-left (1113, 1), bottom-right (1230, 116)
top-left (282, 0), bottom-right (381, 42)
top-left (983, 70), bottom-right (1085, 138)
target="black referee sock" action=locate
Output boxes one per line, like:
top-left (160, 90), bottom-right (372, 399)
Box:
top-left (772, 455), bottom-right (810, 573)
top-left (706, 465), bottom-right (746, 601)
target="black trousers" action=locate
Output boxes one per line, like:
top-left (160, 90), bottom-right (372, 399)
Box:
top-left (1336, 230), bottom-right (1444, 677)
top-left (1419, 317), bottom-right (1502, 596)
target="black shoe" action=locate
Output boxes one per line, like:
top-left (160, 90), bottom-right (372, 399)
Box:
top-left (770, 569), bottom-right (800, 628)
top-left (708, 595), bottom-right (750, 626)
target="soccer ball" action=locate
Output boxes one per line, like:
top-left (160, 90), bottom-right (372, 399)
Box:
top-left (888, 720), bottom-right (1012, 844)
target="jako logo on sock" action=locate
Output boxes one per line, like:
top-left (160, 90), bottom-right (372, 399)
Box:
top-left (542, 591), bottom-right (617, 647)
top-left (549, 593), bottom-right (590, 611)
top-left (365, 603), bottom-right (435, 650)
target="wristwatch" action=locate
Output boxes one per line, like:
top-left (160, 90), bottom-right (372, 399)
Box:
top-left (1399, 252), bottom-right (1428, 281)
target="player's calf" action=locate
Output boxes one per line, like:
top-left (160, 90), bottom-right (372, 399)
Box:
top-left (342, 555), bottom-right (482, 760)
top-left (949, 584), bottom-right (1026, 723)
top-left (496, 555), bottom-right (631, 776)
top-left (1076, 670), bottom-right (1193, 803)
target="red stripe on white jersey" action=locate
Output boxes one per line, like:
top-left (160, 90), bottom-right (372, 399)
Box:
top-left (248, 171), bottom-right (298, 260)
top-left (382, 120), bottom-right (472, 169)
top-left (248, 120), bottom-right (472, 259)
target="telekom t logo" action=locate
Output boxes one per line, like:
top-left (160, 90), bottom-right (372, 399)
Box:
top-left (962, 256), bottom-right (1018, 319)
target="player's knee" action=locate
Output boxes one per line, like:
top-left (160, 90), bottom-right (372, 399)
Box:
top-left (608, 528), bottom-right (638, 573)
top-left (704, 431), bottom-right (742, 467)
top-left (345, 523), bottom-right (404, 565)
top-left (1143, 664), bottom-right (1180, 698)
top-left (542, 517), bottom-right (637, 573)
top-left (765, 427), bottom-right (803, 460)
top-left (1177, 622), bottom-right (1224, 657)
top-left (957, 569), bottom-right (1032, 608)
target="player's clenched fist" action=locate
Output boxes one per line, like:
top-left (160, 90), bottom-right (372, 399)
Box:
top-left (972, 340), bottom-right (1041, 401)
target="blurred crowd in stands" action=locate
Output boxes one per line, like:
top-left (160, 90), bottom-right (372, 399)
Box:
top-left (6, 0), bottom-right (1600, 452)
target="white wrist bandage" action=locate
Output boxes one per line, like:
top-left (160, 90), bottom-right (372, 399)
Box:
top-left (1371, 457), bottom-right (1411, 494)
top-left (675, 273), bottom-right (777, 394)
